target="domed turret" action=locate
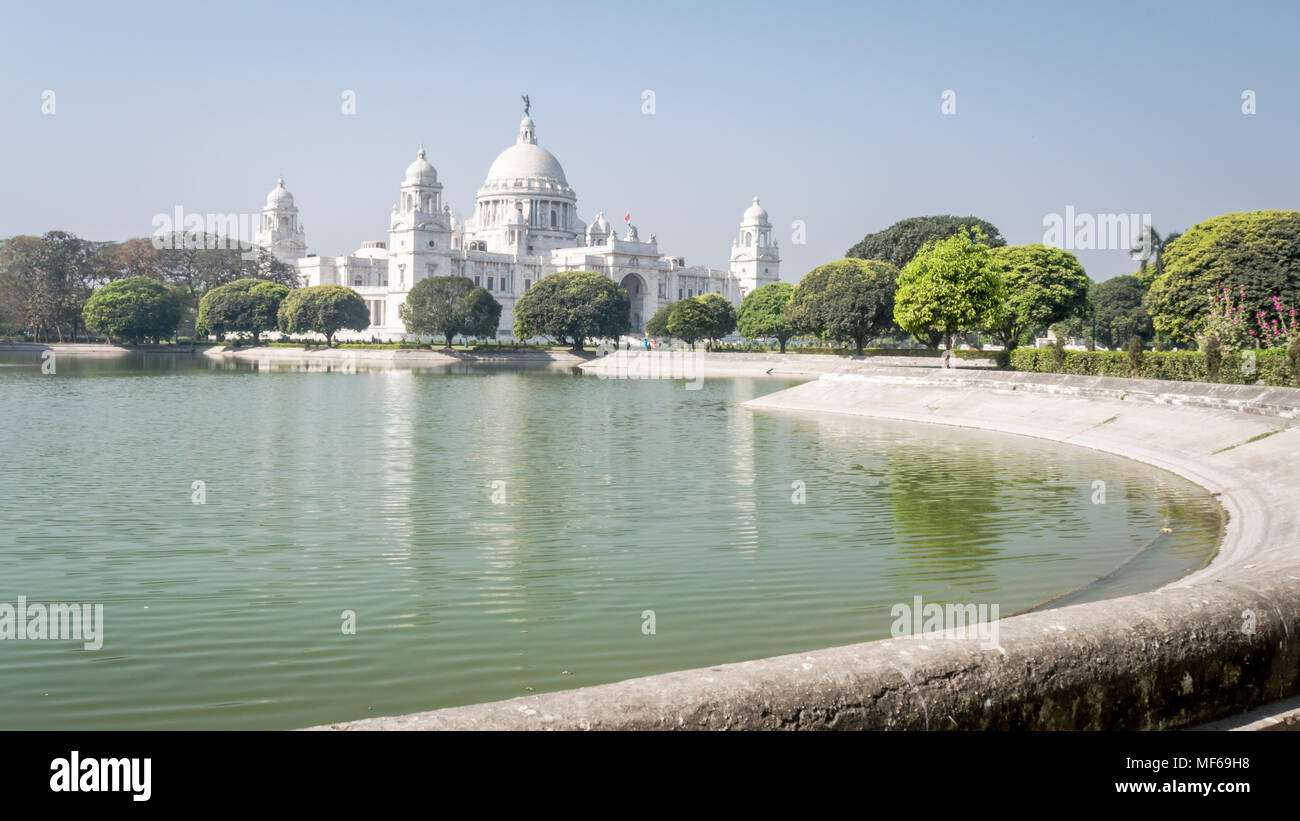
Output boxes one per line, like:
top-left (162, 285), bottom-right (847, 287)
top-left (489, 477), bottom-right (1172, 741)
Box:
top-left (266, 177), bottom-right (294, 207)
top-left (258, 177), bottom-right (306, 263)
top-left (404, 147), bottom-right (438, 185)
top-left (742, 195), bottom-right (769, 225)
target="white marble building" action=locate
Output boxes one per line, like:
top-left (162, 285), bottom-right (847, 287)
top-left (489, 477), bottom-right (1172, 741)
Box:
top-left (256, 109), bottom-right (781, 340)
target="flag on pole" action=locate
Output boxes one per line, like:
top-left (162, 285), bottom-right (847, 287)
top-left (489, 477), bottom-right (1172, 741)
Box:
top-left (623, 211), bottom-right (631, 223)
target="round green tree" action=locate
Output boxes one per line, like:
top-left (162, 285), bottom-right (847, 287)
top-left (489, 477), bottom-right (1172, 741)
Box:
top-left (1144, 211), bottom-right (1300, 342)
top-left (512, 270), bottom-right (630, 351)
top-left (736, 281), bottom-right (795, 352)
top-left (399, 275), bottom-right (502, 348)
top-left (196, 278), bottom-right (290, 344)
top-left (985, 244), bottom-right (1090, 352)
top-left (847, 215), bottom-right (1006, 268)
top-left (698, 292), bottom-right (737, 348)
top-left (82, 276), bottom-right (182, 344)
top-left (1090, 274), bottom-right (1154, 350)
top-left (277, 285), bottom-right (370, 347)
top-left (788, 258), bottom-right (899, 355)
top-left (894, 230), bottom-right (1005, 350)
top-left (645, 302), bottom-right (674, 337)
top-left (665, 296), bottom-right (714, 350)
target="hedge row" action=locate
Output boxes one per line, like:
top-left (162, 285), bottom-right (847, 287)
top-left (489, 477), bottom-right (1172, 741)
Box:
top-left (1010, 347), bottom-right (1298, 387)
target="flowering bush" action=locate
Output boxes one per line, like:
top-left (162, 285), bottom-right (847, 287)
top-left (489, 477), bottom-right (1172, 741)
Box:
top-left (1197, 284), bottom-right (1298, 353)
top-left (1252, 294), bottom-right (1299, 349)
top-left (1197, 285), bottom-right (1256, 352)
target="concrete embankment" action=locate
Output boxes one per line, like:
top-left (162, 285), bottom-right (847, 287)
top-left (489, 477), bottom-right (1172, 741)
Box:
top-left (578, 349), bottom-right (996, 379)
top-left (202, 345), bottom-right (586, 367)
top-left (313, 362), bottom-right (1300, 730)
top-left (0, 342), bottom-right (587, 366)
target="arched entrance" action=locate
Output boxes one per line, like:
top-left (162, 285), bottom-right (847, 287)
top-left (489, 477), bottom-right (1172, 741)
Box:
top-left (619, 273), bottom-right (648, 332)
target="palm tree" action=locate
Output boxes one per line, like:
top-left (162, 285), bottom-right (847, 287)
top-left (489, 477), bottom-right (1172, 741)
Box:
top-left (1131, 226), bottom-right (1181, 279)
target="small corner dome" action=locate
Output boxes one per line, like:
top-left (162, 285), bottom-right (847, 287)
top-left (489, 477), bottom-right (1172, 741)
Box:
top-left (266, 177), bottom-right (294, 207)
top-left (404, 147), bottom-right (438, 185)
top-left (743, 196), bottom-right (768, 223)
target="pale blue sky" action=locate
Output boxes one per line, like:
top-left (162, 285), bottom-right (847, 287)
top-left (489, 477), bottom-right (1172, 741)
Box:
top-left (1, 0), bottom-right (1296, 281)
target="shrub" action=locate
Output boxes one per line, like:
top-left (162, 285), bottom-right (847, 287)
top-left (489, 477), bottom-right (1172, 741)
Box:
top-left (1127, 336), bottom-right (1143, 376)
top-left (1009, 347), bottom-right (1293, 386)
top-left (1051, 335), bottom-right (1066, 373)
top-left (1204, 335), bottom-right (1222, 382)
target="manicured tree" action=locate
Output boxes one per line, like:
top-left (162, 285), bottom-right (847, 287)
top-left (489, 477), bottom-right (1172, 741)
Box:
top-left (894, 230), bottom-right (1005, 351)
top-left (645, 302), bottom-right (674, 337)
top-left (400, 275), bottom-right (502, 348)
top-left (512, 270), bottom-right (631, 352)
top-left (1090, 273), bottom-right (1154, 350)
top-left (1144, 211), bottom-right (1300, 342)
top-left (277, 284), bottom-right (370, 347)
top-left (81, 276), bottom-right (182, 344)
top-left (787, 258), bottom-right (898, 355)
top-left (459, 286), bottom-right (504, 342)
top-left (196, 278), bottom-right (289, 344)
top-left (665, 296), bottom-right (714, 350)
top-left (736, 281), bottom-right (795, 353)
top-left (846, 215), bottom-right (1006, 269)
top-left (698, 292), bottom-right (737, 349)
top-left (985, 245), bottom-right (1090, 353)
top-left (1127, 335), bottom-right (1144, 376)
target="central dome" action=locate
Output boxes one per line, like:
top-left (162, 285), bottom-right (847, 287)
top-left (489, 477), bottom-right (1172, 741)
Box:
top-left (485, 142), bottom-right (567, 185)
top-left (482, 114), bottom-right (569, 188)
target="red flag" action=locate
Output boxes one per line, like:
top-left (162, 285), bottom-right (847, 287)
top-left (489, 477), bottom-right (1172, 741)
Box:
top-left (623, 211), bottom-right (630, 223)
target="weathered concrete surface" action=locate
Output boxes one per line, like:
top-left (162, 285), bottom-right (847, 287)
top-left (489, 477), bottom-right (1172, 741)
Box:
top-left (0, 342), bottom-right (586, 366)
top-left (1190, 694), bottom-right (1300, 730)
top-left (312, 368), bottom-right (1300, 730)
top-left (0, 342), bottom-right (138, 356)
top-left (203, 345), bottom-right (586, 367)
top-left (579, 349), bottom-right (995, 379)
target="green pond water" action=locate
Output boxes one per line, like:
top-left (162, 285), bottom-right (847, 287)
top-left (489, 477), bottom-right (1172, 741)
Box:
top-left (0, 351), bottom-right (1221, 729)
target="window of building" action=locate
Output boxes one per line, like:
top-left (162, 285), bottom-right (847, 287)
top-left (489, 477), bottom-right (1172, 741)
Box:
top-left (678, 288), bottom-right (683, 299)
top-left (551, 211), bottom-right (557, 227)
top-left (487, 276), bottom-right (494, 291)
top-left (353, 277), bottom-right (362, 287)
top-left (524, 279), bottom-right (531, 290)
top-left (474, 275), bottom-right (481, 286)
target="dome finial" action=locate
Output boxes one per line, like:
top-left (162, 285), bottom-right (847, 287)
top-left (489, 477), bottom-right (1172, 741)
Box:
top-left (418, 144), bottom-right (426, 159)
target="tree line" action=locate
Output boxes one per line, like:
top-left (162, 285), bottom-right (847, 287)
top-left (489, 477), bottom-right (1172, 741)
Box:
top-left (7, 209), bottom-right (1297, 356)
top-left (642, 210), bottom-right (1299, 357)
top-left (0, 232), bottom-right (297, 342)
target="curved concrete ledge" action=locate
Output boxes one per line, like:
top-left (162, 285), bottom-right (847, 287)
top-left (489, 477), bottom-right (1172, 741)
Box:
top-left (579, 349), bottom-right (996, 379)
top-left (203, 345), bottom-right (586, 366)
top-left (0, 342), bottom-right (587, 366)
top-left (312, 368), bottom-right (1300, 730)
